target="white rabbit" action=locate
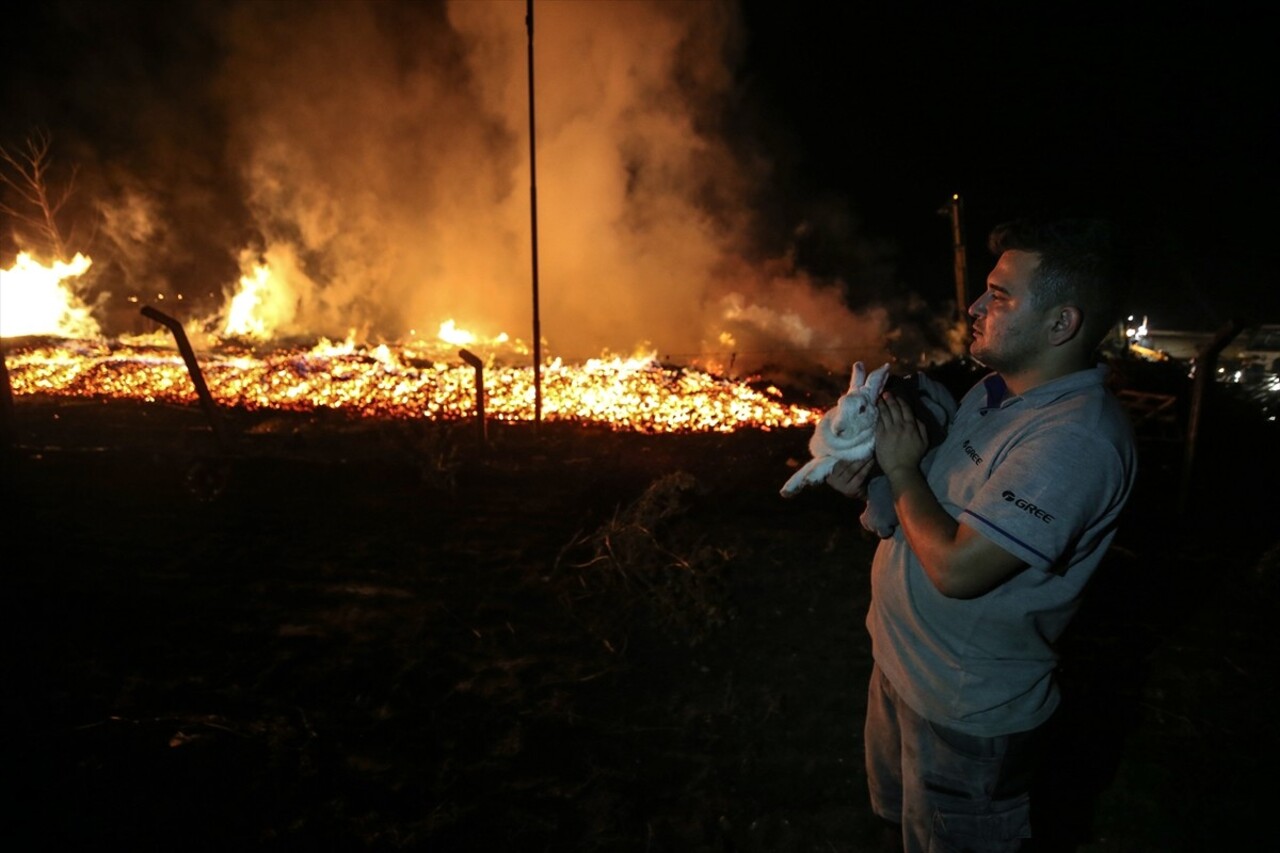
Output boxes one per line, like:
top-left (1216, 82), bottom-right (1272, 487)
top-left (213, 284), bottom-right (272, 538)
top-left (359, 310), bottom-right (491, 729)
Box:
top-left (780, 361), bottom-right (891, 498)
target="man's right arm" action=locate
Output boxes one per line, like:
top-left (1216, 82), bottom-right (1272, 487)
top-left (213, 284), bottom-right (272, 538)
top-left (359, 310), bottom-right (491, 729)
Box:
top-left (877, 393), bottom-right (1027, 597)
top-left (826, 457), bottom-right (876, 498)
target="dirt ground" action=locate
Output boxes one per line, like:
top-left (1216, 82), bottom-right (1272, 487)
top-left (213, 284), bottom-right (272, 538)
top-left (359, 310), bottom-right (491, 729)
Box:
top-left (4, 371), bottom-right (1278, 852)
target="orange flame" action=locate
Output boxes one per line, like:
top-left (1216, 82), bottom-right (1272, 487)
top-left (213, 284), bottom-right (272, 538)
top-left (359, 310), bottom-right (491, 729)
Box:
top-left (0, 252), bottom-right (99, 338)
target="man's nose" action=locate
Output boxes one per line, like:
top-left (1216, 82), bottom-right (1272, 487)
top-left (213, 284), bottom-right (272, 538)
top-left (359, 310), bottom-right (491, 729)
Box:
top-left (968, 292), bottom-right (988, 317)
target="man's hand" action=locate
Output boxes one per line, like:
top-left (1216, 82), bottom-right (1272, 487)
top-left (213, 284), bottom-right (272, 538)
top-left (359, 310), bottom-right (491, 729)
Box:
top-left (875, 392), bottom-right (930, 479)
top-left (826, 456), bottom-right (876, 498)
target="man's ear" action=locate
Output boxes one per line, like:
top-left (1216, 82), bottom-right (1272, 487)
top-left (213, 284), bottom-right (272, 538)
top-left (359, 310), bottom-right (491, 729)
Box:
top-left (1048, 305), bottom-right (1083, 345)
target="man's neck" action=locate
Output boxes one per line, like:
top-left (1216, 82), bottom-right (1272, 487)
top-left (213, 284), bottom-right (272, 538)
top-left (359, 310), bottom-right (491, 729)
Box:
top-left (1000, 359), bottom-right (1094, 397)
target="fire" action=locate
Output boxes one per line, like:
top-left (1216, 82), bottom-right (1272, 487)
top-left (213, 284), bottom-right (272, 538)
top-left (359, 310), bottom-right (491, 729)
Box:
top-left (0, 252), bottom-right (99, 338)
top-left (438, 320), bottom-right (475, 346)
top-left (2, 254), bottom-right (821, 433)
top-left (223, 262), bottom-right (274, 338)
top-left (4, 339), bottom-right (819, 433)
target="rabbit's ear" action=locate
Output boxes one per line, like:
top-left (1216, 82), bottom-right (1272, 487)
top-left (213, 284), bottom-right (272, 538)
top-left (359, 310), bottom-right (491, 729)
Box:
top-left (865, 363), bottom-right (891, 399)
top-left (850, 361), bottom-right (866, 392)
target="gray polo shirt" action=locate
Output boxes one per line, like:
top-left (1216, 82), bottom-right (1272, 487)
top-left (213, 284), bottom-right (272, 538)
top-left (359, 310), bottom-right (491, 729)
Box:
top-left (865, 365), bottom-right (1137, 736)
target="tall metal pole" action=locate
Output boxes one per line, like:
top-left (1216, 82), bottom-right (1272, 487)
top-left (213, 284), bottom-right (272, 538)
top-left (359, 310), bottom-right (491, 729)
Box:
top-left (526, 0), bottom-right (543, 425)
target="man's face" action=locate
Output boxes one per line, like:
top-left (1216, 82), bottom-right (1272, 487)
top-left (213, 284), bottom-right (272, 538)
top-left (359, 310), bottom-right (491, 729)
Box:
top-left (967, 249), bottom-right (1052, 371)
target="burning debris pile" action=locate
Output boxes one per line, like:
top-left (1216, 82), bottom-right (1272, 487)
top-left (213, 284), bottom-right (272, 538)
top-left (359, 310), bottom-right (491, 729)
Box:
top-left (0, 249), bottom-right (826, 434)
top-left (3, 334), bottom-right (820, 433)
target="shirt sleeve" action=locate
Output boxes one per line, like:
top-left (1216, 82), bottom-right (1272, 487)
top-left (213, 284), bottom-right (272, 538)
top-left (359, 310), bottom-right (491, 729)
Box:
top-left (958, 425), bottom-right (1128, 572)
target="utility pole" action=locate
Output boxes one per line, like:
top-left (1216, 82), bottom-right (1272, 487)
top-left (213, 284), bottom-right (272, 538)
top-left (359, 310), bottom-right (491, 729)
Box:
top-left (526, 0), bottom-right (542, 425)
top-left (939, 194), bottom-right (968, 321)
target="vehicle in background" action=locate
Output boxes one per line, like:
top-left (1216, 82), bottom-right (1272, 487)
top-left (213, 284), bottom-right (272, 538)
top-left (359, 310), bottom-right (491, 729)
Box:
top-left (1221, 324), bottom-right (1280, 384)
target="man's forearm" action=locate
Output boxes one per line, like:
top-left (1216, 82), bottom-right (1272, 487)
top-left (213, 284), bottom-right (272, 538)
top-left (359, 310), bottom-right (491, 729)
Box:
top-left (884, 465), bottom-right (1027, 599)
top-left (884, 465), bottom-right (961, 592)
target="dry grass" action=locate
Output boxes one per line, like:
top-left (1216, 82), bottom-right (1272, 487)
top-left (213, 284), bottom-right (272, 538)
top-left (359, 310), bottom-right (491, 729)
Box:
top-left (555, 471), bottom-right (737, 649)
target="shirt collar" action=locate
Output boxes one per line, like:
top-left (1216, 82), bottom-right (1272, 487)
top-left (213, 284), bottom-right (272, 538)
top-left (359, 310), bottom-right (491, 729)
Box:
top-left (979, 365), bottom-right (1109, 411)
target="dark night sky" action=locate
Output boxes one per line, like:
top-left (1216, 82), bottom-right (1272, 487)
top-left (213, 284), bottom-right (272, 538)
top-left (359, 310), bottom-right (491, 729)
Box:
top-left (735, 0), bottom-right (1277, 331)
top-left (2, 0), bottom-right (1275, 337)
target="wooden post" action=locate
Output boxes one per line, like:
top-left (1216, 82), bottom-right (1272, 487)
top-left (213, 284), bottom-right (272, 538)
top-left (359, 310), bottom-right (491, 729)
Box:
top-left (0, 336), bottom-right (14, 452)
top-left (459, 349), bottom-right (487, 446)
top-left (141, 305), bottom-right (232, 453)
top-left (945, 194), bottom-right (969, 322)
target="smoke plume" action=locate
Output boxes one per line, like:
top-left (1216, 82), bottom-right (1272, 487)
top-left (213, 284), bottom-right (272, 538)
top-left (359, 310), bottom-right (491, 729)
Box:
top-left (4, 0), bottom-right (962, 377)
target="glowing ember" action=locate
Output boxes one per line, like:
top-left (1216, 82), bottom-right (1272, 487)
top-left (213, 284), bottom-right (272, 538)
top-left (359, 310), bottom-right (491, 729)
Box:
top-left (2, 254), bottom-right (820, 433)
top-left (4, 339), bottom-right (819, 433)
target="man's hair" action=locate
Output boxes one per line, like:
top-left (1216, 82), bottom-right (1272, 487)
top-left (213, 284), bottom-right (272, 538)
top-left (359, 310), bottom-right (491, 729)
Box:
top-left (987, 217), bottom-right (1131, 350)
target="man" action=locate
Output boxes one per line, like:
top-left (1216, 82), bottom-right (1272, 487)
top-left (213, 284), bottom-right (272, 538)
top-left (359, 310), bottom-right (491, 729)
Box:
top-left (828, 217), bottom-right (1137, 852)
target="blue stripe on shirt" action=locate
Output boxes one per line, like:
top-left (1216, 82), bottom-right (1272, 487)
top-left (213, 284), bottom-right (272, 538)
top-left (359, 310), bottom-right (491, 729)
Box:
top-left (961, 508), bottom-right (1052, 565)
